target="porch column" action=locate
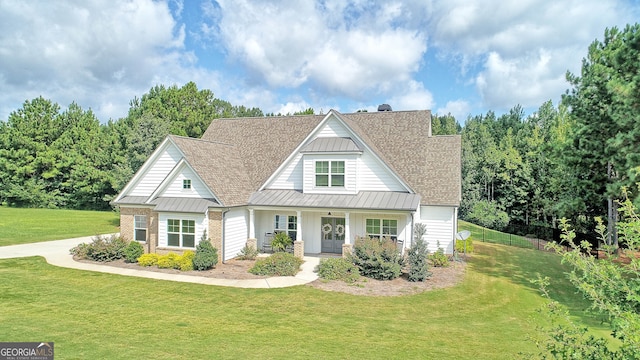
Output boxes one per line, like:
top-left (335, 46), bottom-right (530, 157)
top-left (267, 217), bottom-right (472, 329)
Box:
top-left (342, 212), bottom-right (352, 258)
top-left (294, 210), bottom-right (304, 259)
top-left (247, 208), bottom-right (257, 251)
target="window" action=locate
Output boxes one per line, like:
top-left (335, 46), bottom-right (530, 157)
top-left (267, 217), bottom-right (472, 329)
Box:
top-left (366, 218), bottom-right (398, 240)
top-left (315, 160), bottom-right (344, 187)
top-left (167, 219), bottom-right (195, 247)
top-left (274, 214), bottom-right (297, 241)
top-left (183, 179), bottom-right (192, 189)
top-left (134, 215), bottom-right (147, 242)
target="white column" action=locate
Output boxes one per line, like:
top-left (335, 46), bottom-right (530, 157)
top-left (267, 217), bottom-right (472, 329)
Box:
top-left (296, 210), bottom-right (302, 239)
top-left (248, 208), bottom-right (255, 239)
top-left (344, 212), bottom-right (351, 245)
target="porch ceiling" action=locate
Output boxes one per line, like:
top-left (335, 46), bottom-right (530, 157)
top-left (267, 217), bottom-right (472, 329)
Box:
top-left (248, 190), bottom-right (420, 211)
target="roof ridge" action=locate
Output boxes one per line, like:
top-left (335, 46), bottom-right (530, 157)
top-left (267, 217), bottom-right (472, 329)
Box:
top-left (169, 134), bottom-right (235, 147)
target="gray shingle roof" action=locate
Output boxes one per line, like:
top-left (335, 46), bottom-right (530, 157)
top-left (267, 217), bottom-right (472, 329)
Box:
top-left (123, 110), bottom-right (460, 208)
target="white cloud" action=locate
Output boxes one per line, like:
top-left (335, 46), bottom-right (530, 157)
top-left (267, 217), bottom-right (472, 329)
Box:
top-left (387, 80), bottom-right (434, 111)
top-left (0, 0), bottom-right (215, 121)
top-left (436, 100), bottom-right (471, 122)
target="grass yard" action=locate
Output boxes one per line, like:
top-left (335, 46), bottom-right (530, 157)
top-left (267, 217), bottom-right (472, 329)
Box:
top-left (0, 207), bottom-right (119, 246)
top-left (459, 220), bottom-right (533, 249)
top-left (0, 242), bottom-right (613, 359)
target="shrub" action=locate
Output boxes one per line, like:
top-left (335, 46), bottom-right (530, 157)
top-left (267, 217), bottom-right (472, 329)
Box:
top-left (271, 231), bottom-right (292, 252)
top-left (70, 234), bottom-right (127, 262)
top-left (428, 247), bottom-right (450, 267)
top-left (137, 253), bottom-right (159, 267)
top-left (236, 244), bottom-right (258, 260)
top-left (349, 236), bottom-right (403, 280)
top-left (193, 239), bottom-right (218, 271)
top-left (179, 251), bottom-right (195, 271)
top-left (157, 253), bottom-right (181, 269)
top-left (408, 224), bottom-right (431, 282)
top-left (455, 237), bottom-right (474, 254)
top-left (249, 252), bottom-right (303, 276)
top-left (317, 257), bottom-right (359, 283)
top-left (124, 241), bottom-right (144, 263)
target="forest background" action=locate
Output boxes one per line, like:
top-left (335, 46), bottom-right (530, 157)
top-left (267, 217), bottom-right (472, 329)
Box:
top-left (1, 24), bottom-right (639, 234)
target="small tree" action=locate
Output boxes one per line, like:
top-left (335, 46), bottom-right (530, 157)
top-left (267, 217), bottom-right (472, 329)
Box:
top-left (271, 231), bottom-right (292, 252)
top-left (408, 223), bottom-right (430, 282)
top-left (192, 231), bottom-right (218, 271)
top-left (349, 236), bottom-right (403, 280)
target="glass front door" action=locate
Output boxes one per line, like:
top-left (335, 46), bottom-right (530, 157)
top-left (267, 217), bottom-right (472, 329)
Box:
top-left (321, 217), bottom-right (345, 253)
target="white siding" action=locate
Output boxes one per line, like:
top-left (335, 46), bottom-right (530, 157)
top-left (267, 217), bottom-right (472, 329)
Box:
top-left (130, 144), bottom-right (182, 197)
top-left (254, 210), bottom-right (299, 249)
top-left (316, 117), bottom-right (351, 137)
top-left (224, 208), bottom-right (248, 261)
top-left (419, 206), bottom-right (456, 254)
top-left (157, 212), bottom-right (207, 249)
top-left (351, 212), bottom-right (408, 243)
top-left (356, 152), bottom-right (406, 192)
top-left (160, 166), bottom-right (214, 198)
top-left (302, 154), bottom-right (357, 194)
top-left (268, 153), bottom-right (304, 190)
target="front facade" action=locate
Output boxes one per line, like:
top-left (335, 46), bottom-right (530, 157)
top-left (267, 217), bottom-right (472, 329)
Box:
top-left (113, 110), bottom-right (461, 262)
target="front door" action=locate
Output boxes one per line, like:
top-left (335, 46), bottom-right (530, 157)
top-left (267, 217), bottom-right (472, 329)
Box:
top-left (321, 217), bottom-right (345, 253)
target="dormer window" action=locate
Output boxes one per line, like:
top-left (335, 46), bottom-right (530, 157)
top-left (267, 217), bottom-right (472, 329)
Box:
top-left (183, 179), bottom-right (192, 189)
top-left (315, 161), bottom-right (344, 187)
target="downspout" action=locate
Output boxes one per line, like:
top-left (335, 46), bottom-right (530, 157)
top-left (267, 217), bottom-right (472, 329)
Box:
top-left (221, 208), bottom-right (230, 263)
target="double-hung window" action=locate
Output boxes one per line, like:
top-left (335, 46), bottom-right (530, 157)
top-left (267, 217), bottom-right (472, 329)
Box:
top-left (134, 215), bottom-right (147, 242)
top-left (366, 218), bottom-right (398, 241)
top-left (274, 215), bottom-right (297, 241)
top-left (183, 179), bottom-right (192, 189)
top-left (167, 219), bottom-right (196, 248)
top-left (315, 161), bottom-right (345, 187)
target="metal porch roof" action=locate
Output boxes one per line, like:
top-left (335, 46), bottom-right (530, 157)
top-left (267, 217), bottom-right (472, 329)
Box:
top-left (248, 190), bottom-right (420, 211)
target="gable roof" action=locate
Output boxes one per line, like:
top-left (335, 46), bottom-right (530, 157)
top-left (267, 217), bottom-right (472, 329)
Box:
top-left (201, 110), bottom-right (461, 207)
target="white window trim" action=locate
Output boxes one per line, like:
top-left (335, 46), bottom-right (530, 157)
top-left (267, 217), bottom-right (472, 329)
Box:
top-left (366, 218), bottom-right (398, 240)
top-left (134, 215), bottom-right (147, 242)
top-left (274, 214), bottom-right (297, 241)
top-left (315, 160), bottom-right (345, 188)
top-left (167, 219), bottom-right (196, 248)
top-left (182, 179), bottom-right (192, 190)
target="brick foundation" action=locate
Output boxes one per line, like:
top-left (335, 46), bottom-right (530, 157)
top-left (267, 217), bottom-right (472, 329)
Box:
top-left (342, 243), bottom-right (353, 258)
top-left (208, 211), bottom-right (223, 263)
top-left (294, 240), bottom-right (304, 259)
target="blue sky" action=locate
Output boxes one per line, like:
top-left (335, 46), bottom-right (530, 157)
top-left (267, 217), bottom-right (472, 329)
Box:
top-left (1, 0), bottom-right (639, 123)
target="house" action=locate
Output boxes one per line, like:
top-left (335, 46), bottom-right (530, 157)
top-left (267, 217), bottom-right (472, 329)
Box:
top-left (113, 109), bottom-right (461, 262)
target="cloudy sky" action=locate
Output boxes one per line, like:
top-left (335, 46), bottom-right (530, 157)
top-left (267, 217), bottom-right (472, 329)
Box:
top-left (1, 0), bottom-right (638, 123)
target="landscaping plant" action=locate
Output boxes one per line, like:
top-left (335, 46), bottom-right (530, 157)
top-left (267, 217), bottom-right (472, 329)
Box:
top-left (70, 234), bottom-right (127, 262)
top-left (124, 240), bottom-right (144, 263)
top-left (349, 235), bottom-right (403, 280)
top-left (407, 223), bottom-right (430, 282)
top-left (236, 244), bottom-right (259, 260)
top-left (428, 247), bottom-right (450, 267)
top-left (271, 231), bottom-right (293, 252)
top-left (249, 252), bottom-right (303, 276)
top-left (317, 257), bottom-right (360, 283)
top-left (192, 236), bottom-right (218, 270)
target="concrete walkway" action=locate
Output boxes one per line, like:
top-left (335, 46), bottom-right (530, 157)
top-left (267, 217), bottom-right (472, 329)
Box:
top-left (0, 236), bottom-right (319, 288)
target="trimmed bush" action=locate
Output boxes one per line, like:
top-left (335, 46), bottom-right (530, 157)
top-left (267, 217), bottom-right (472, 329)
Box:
top-left (249, 252), bottom-right (303, 276)
top-left (179, 251), bottom-right (195, 271)
top-left (70, 234), bottom-right (127, 262)
top-left (349, 236), bottom-right (403, 280)
top-left (455, 238), bottom-right (474, 254)
top-left (137, 253), bottom-right (159, 267)
top-left (157, 253), bottom-right (180, 269)
top-left (317, 257), bottom-right (359, 283)
top-left (428, 248), bottom-right (450, 267)
top-left (271, 232), bottom-right (292, 252)
top-left (193, 240), bottom-right (218, 271)
top-left (408, 224), bottom-right (431, 282)
top-left (236, 244), bottom-right (258, 260)
top-left (124, 241), bottom-right (144, 263)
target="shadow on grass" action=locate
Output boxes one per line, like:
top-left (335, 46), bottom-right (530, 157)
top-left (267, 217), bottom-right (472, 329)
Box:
top-left (468, 242), bottom-right (606, 327)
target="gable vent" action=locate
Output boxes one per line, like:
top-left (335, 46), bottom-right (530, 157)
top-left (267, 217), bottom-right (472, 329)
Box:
top-left (377, 104), bottom-right (392, 111)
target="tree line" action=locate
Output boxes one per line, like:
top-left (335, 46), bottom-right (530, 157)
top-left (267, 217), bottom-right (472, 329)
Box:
top-left (1, 24), bottom-right (638, 236)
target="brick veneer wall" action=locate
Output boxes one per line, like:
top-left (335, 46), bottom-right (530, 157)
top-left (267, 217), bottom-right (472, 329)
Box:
top-left (119, 207), bottom-right (155, 253)
top-left (208, 210), bottom-right (223, 263)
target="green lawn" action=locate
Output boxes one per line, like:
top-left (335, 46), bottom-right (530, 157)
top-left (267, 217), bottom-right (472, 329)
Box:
top-left (0, 207), bottom-right (119, 246)
top-left (459, 220), bottom-right (533, 249)
top-left (0, 242), bottom-right (613, 359)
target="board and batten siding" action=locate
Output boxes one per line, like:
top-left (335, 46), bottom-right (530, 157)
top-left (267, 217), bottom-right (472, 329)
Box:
top-left (356, 152), bottom-right (406, 192)
top-left (419, 205), bottom-right (455, 254)
top-left (268, 153), bottom-right (304, 190)
top-left (302, 154), bottom-right (357, 194)
top-left (157, 212), bottom-right (207, 249)
top-left (224, 208), bottom-right (248, 261)
top-left (130, 144), bottom-right (182, 197)
top-left (160, 166), bottom-right (214, 198)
